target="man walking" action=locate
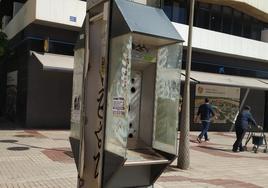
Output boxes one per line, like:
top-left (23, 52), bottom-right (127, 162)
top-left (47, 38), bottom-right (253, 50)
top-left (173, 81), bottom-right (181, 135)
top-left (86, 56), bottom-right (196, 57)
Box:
top-left (232, 105), bottom-right (259, 152)
top-left (195, 98), bottom-right (215, 143)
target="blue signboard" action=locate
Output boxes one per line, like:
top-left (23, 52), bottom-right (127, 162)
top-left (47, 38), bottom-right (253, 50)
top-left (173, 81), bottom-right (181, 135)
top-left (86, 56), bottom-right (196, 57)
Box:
top-left (69, 16), bottom-right (77, 22)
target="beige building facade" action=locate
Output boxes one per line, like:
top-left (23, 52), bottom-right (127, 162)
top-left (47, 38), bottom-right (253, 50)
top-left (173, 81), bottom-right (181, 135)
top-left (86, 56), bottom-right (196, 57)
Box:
top-left (162, 0), bottom-right (268, 131)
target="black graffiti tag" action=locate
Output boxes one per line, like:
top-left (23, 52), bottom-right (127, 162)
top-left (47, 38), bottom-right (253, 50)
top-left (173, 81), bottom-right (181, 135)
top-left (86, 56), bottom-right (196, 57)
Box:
top-left (93, 152), bottom-right (100, 178)
top-left (97, 89), bottom-right (104, 119)
top-left (93, 122), bottom-right (103, 178)
top-left (93, 58), bottom-right (105, 179)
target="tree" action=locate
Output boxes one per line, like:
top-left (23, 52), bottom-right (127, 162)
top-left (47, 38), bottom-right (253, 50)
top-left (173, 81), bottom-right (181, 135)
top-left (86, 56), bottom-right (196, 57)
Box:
top-left (0, 31), bottom-right (8, 57)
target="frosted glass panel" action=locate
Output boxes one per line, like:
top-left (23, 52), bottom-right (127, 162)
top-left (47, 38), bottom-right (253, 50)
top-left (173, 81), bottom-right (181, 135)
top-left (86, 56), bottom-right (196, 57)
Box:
top-left (153, 43), bottom-right (182, 154)
top-left (105, 34), bottom-right (132, 157)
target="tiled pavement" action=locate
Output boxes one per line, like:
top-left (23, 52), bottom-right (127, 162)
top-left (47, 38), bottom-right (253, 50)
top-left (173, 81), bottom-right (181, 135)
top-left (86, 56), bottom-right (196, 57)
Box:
top-left (155, 132), bottom-right (268, 188)
top-left (0, 130), bottom-right (76, 188)
top-left (0, 130), bottom-right (267, 188)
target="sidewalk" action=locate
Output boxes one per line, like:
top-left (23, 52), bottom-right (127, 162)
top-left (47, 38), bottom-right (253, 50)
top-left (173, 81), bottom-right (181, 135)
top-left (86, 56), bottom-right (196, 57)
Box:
top-left (0, 130), bottom-right (76, 188)
top-left (0, 130), bottom-right (267, 188)
top-left (156, 132), bottom-right (268, 188)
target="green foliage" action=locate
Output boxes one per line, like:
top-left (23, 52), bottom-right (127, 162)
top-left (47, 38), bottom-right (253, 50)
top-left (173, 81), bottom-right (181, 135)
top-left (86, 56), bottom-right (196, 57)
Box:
top-left (0, 31), bottom-right (8, 57)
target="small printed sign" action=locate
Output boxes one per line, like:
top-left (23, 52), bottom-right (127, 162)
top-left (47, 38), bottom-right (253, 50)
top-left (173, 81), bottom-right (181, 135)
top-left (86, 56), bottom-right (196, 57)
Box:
top-left (7, 71), bottom-right (18, 86)
top-left (112, 97), bottom-right (125, 117)
top-left (69, 16), bottom-right (77, 22)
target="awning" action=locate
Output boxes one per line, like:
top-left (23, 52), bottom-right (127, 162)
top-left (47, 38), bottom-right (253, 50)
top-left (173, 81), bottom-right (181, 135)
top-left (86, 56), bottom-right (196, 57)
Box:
top-left (181, 70), bottom-right (268, 90)
top-left (180, 71), bottom-right (197, 83)
top-left (32, 52), bottom-right (74, 71)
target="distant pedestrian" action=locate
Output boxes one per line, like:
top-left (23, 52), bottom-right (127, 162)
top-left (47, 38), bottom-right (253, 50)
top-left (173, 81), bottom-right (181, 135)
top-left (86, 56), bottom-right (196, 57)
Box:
top-left (232, 105), bottom-right (260, 152)
top-left (195, 98), bottom-right (216, 143)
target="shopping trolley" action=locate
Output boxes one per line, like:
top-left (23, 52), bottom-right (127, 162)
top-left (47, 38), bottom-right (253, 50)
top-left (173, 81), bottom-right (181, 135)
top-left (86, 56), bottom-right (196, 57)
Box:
top-left (244, 125), bottom-right (267, 153)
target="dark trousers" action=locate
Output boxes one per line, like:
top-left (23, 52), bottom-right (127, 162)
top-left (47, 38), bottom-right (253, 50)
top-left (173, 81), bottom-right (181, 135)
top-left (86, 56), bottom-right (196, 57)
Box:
top-left (233, 128), bottom-right (246, 151)
top-left (198, 121), bottom-right (210, 140)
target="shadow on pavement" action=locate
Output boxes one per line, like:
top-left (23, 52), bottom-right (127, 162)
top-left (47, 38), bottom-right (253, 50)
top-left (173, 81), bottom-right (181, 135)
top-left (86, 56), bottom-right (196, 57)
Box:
top-left (64, 151), bottom-right (74, 158)
top-left (0, 139), bottom-right (18, 143)
top-left (14, 135), bottom-right (35, 138)
top-left (7, 146), bottom-right (30, 151)
top-left (164, 165), bottom-right (180, 172)
top-left (0, 138), bottom-right (71, 153)
top-left (197, 145), bottom-right (231, 152)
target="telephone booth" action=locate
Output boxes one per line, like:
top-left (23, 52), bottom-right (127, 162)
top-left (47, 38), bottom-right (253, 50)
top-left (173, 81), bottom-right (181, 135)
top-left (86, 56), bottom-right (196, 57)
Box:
top-left (103, 0), bottom-right (184, 187)
top-left (70, 0), bottom-right (184, 187)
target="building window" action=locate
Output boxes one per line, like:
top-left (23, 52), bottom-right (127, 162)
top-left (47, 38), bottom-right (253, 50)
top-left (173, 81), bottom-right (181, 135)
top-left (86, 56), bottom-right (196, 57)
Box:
top-left (172, 0), bottom-right (187, 24)
top-left (251, 19), bottom-right (261, 40)
top-left (233, 10), bottom-right (242, 36)
top-left (163, 0), bottom-right (187, 24)
top-left (222, 7), bottom-right (232, 34)
top-left (196, 3), bottom-right (210, 29)
top-left (243, 15), bottom-right (251, 38)
top-left (162, 0), bottom-right (268, 41)
top-left (210, 5), bottom-right (222, 32)
top-left (163, 0), bottom-right (173, 20)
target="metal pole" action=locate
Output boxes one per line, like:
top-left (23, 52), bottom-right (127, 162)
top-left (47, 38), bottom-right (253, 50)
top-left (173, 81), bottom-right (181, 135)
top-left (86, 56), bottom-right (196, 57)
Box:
top-left (177, 0), bottom-right (195, 169)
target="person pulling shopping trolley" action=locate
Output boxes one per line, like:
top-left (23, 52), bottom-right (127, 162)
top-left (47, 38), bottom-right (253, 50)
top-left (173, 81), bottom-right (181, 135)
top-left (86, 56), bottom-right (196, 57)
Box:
top-left (232, 105), bottom-right (262, 152)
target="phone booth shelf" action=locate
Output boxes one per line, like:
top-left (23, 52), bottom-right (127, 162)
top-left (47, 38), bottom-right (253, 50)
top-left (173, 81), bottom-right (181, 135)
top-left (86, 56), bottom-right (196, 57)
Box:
top-left (103, 0), bottom-right (184, 187)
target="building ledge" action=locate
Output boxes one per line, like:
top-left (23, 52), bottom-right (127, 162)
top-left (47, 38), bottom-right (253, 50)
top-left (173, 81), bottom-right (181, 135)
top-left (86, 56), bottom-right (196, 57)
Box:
top-left (3, 0), bottom-right (86, 40)
top-left (173, 22), bottom-right (268, 63)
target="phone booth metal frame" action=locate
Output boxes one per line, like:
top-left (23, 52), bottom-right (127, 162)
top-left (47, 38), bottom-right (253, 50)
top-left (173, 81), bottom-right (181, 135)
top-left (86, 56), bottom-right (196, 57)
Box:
top-left (70, 0), bottom-right (184, 187)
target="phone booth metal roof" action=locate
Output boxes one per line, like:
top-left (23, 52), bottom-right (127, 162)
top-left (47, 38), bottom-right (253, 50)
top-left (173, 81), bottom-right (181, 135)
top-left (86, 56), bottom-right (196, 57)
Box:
top-left (111, 0), bottom-right (183, 43)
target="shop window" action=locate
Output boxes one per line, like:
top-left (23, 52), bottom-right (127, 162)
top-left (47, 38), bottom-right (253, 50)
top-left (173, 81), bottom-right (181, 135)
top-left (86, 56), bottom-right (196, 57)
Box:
top-left (222, 7), bottom-right (232, 34)
top-left (196, 2), bottom-right (210, 29)
top-left (264, 23), bottom-right (268, 30)
top-left (210, 5), bottom-right (222, 32)
top-left (50, 42), bottom-right (74, 55)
